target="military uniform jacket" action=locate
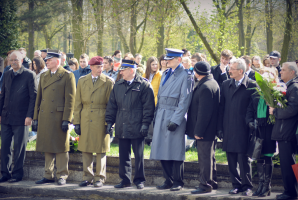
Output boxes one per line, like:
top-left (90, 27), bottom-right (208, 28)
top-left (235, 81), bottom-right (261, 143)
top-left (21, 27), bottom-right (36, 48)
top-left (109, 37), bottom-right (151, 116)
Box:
top-left (33, 67), bottom-right (76, 153)
top-left (150, 65), bottom-right (193, 161)
top-left (73, 73), bottom-right (114, 153)
top-left (105, 75), bottom-right (155, 139)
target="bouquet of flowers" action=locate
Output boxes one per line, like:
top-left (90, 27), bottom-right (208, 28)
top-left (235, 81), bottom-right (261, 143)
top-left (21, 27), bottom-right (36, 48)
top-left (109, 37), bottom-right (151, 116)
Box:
top-left (70, 136), bottom-right (80, 153)
top-left (254, 71), bottom-right (287, 124)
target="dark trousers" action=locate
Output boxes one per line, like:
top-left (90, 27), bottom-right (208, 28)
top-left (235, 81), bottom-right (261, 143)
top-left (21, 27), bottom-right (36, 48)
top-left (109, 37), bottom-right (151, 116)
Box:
top-left (197, 140), bottom-right (214, 190)
top-left (226, 152), bottom-right (253, 190)
top-left (160, 160), bottom-right (184, 187)
top-left (278, 140), bottom-right (298, 197)
top-left (118, 138), bottom-right (145, 185)
top-left (213, 139), bottom-right (217, 182)
top-left (1, 124), bottom-right (29, 179)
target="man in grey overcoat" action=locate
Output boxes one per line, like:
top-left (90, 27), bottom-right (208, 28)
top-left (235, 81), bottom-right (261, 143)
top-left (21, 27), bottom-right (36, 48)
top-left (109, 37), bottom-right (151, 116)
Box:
top-left (150, 48), bottom-right (193, 191)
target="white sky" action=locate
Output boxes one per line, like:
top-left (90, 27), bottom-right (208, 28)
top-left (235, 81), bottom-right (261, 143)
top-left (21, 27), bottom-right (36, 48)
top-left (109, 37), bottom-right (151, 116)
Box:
top-left (188, 0), bottom-right (214, 13)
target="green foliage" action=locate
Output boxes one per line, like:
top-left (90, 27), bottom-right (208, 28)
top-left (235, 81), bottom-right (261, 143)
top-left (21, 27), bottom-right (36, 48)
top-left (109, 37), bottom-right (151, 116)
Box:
top-left (0, 0), bottom-right (20, 57)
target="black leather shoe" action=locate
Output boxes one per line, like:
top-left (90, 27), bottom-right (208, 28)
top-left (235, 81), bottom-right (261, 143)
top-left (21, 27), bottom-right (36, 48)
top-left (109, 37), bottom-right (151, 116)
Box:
top-left (156, 183), bottom-right (173, 190)
top-left (94, 181), bottom-right (103, 187)
top-left (8, 178), bottom-right (22, 183)
top-left (79, 180), bottom-right (92, 187)
top-left (114, 182), bottom-right (131, 188)
top-left (170, 185), bottom-right (183, 191)
top-left (136, 183), bottom-right (144, 189)
top-left (229, 188), bottom-right (242, 194)
top-left (35, 178), bottom-right (55, 184)
top-left (242, 189), bottom-right (253, 196)
top-left (276, 193), bottom-right (296, 200)
top-left (57, 178), bottom-right (66, 185)
top-left (0, 176), bottom-right (10, 183)
top-left (191, 187), bottom-right (212, 194)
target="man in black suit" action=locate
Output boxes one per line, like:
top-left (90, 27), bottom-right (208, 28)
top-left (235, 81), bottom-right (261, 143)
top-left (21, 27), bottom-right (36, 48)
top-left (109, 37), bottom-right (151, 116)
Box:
top-left (241, 55), bottom-right (255, 80)
top-left (211, 49), bottom-right (233, 87)
top-left (270, 62), bottom-right (298, 200)
top-left (0, 51), bottom-right (37, 183)
top-left (186, 62), bottom-right (220, 194)
top-left (218, 58), bottom-right (256, 196)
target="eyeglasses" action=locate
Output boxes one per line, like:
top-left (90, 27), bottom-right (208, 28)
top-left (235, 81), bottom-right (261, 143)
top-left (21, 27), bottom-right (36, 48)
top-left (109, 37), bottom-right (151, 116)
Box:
top-left (10, 59), bottom-right (20, 62)
top-left (229, 68), bottom-right (240, 71)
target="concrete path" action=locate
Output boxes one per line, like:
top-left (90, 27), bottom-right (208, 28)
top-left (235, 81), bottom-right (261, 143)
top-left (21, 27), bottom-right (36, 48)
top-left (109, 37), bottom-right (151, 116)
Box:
top-left (0, 180), bottom-right (284, 200)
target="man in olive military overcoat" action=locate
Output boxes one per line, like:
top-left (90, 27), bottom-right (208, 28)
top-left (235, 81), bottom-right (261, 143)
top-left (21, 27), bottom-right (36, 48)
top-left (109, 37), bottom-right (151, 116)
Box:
top-left (73, 56), bottom-right (114, 187)
top-left (32, 52), bottom-right (76, 185)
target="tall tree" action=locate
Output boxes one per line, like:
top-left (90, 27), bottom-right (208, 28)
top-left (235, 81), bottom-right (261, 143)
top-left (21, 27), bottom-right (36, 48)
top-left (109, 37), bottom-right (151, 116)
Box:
top-left (28, 0), bottom-right (34, 58)
top-left (280, 0), bottom-right (293, 63)
top-left (90, 0), bottom-right (104, 56)
top-left (71, 0), bottom-right (84, 59)
top-left (0, 0), bottom-right (20, 57)
top-left (265, 0), bottom-right (273, 53)
top-left (236, 0), bottom-right (245, 56)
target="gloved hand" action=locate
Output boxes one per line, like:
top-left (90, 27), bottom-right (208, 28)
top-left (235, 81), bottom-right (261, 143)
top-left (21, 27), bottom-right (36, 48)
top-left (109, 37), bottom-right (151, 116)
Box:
top-left (217, 130), bottom-right (223, 140)
top-left (248, 121), bottom-right (257, 130)
top-left (167, 122), bottom-right (178, 132)
top-left (106, 124), bottom-right (113, 135)
top-left (32, 120), bottom-right (38, 132)
top-left (61, 121), bottom-right (69, 133)
top-left (140, 125), bottom-right (149, 137)
top-left (74, 124), bottom-right (81, 135)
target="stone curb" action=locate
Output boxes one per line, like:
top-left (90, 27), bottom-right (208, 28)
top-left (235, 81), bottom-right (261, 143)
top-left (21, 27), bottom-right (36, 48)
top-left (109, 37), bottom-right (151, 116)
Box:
top-left (0, 181), bottom-right (283, 200)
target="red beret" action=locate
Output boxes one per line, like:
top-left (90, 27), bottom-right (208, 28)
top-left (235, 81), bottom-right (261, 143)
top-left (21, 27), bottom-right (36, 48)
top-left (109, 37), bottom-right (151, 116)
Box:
top-left (88, 56), bottom-right (103, 65)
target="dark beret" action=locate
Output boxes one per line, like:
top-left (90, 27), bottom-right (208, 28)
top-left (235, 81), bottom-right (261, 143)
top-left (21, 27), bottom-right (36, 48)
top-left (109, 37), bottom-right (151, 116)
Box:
top-left (89, 56), bottom-right (103, 65)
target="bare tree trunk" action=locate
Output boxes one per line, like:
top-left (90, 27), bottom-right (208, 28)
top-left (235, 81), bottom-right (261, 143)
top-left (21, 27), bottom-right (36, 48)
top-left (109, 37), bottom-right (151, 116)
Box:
top-left (90, 0), bottom-right (104, 55)
top-left (28, 0), bottom-right (34, 58)
top-left (236, 0), bottom-right (245, 56)
top-left (245, 0), bottom-right (252, 55)
top-left (63, 14), bottom-right (67, 53)
top-left (280, 0), bottom-right (293, 63)
top-left (71, 0), bottom-right (84, 59)
top-left (42, 26), bottom-right (51, 49)
top-left (157, 24), bottom-right (165, 57)
top-left (180, 0), bottom-right (219, 63)
top-left (129, 0), bottom-right (137, 55)
top-left (265, 0), bottom-right (273, 54)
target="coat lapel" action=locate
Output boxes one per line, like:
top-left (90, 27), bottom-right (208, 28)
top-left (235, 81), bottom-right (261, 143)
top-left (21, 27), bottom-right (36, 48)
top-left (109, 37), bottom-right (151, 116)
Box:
top-left (159, 66), bottom-right (183, 94)
top-left (92, 74), bottom-right (106, 93)
top-left (43, 67), bottom-right (65, 89)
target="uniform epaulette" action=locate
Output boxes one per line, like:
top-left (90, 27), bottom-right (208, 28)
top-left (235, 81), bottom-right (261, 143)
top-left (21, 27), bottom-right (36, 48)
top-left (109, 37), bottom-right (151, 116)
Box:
top-left (79, 74), bottom-right (88, 80)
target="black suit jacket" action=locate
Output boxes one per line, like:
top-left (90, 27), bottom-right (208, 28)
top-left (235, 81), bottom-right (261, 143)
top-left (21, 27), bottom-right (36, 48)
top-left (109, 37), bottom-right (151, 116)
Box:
top-left (218, 75), bottom-right (257, 153)
top-left (186, 74), bottom-right (220, 141)
top-left (211, 64), bottom-right (230, 87)
top-left (0, 66), bottom-right (37, 125)
top-left (246, 69), bottom-right (255, 80)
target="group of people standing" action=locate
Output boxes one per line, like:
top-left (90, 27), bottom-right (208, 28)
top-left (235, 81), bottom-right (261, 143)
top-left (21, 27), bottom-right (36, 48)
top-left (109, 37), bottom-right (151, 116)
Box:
top-left (0, 46), bottom-right (297, 200)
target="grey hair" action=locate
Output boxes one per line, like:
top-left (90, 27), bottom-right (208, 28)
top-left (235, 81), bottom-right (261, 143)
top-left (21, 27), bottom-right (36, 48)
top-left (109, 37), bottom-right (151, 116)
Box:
top-left (10, 51), bottom-right (23, 60)
top-left (34, 50), bottom-right (41, 56)
top-left (284, 62), bottom-right (298, 76)
top-left (230, 58), bottom-right (246, 74)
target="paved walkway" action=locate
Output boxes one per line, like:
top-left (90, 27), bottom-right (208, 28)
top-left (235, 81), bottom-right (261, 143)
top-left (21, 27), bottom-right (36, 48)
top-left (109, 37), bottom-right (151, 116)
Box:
top-left (0, 180), bottom-right (285, 200)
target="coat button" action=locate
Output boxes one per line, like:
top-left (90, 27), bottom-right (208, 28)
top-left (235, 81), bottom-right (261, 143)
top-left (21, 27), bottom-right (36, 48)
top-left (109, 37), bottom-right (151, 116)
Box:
top-left (52, 100), bottom-right (54, 102)
top-left (91, 101), bottom-right (93, 103)
top-left (41, 110), bottom-right (43, 112)
top-left (91, 111), bottom-right (93, 112)
top-left (51, 111), bottom-right (53, 113)
top-left (90, 120), bottom-right (92, 122)
top-left (53, 89), bottom-right (55, 91)
top-left (43, 99), bottom-right (44, 101)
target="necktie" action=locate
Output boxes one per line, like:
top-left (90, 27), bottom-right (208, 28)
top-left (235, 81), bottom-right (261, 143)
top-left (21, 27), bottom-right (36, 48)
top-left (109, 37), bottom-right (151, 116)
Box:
top-left (235, 80), bottom-right (239, 87)
top-left (14, 72), bottom-right (18, 76)
top-left (92, 78), bottom-right (97, 85)
top-left (51, 73), bottom-right (54, 77)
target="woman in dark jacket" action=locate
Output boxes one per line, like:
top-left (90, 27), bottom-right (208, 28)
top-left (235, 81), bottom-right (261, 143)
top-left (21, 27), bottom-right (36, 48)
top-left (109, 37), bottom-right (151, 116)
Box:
top-left (246, 93), bottom-right (276, 197)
